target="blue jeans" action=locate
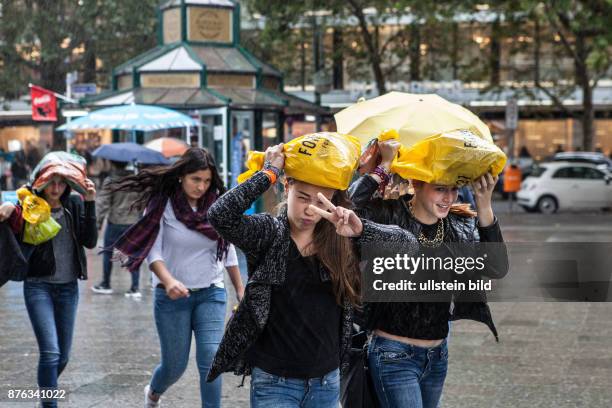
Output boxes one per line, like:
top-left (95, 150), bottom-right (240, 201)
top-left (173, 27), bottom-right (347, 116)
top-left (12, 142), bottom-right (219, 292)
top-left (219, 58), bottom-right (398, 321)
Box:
top-left (250, 366), bottom-right (340, 408)
top-left (23, 281), bottom-right (79, 408)
top-left (102, 223), bottom-right (138, 290)
top-left (150, 286), bottom-right (226, 408)
top-left (368, 335), bottom-right (448, 408)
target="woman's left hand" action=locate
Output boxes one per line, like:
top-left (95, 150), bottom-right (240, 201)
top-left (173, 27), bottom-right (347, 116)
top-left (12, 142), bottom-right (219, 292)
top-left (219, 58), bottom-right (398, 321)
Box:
top-left (471, 173), bottom-right (497, 209)
top-left (83, 178), bottom-right (96, 201)
top-left (471, 173), bottom-right (497, 227)
top-left (309, 192), bottom-right (363, 237)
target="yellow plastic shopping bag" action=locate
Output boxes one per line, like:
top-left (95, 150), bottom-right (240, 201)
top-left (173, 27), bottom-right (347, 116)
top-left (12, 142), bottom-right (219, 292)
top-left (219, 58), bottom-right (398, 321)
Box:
top-left (23, 219), bottom-right (62, 245)
top-left (238, 132), bottom-right (361, 190)
top-left (379, 129), bottom-right (507, 186)
top-left (17, 188), bottom-right (51, 224)
top-left (17, 188), bottom-right (62, 245)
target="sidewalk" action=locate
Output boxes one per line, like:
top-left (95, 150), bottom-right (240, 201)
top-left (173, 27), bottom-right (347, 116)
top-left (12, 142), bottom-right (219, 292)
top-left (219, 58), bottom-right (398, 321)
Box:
top-left (1, 212), bottom-right (611, 407)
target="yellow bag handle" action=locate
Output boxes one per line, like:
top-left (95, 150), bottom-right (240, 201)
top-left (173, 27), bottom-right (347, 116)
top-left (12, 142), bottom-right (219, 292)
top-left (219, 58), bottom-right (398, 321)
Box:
top-left (237, 151), bottom-right (266, 184)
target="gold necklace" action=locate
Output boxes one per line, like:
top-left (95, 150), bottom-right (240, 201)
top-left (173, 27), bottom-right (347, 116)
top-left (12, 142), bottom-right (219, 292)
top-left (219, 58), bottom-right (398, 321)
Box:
top-left (408, 200), bottom-right (444, 247)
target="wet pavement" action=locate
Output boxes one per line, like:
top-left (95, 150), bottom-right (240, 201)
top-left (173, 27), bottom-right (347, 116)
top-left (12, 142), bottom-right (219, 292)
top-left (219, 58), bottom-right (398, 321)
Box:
top-left (1, 204), bottom-right (611, 407)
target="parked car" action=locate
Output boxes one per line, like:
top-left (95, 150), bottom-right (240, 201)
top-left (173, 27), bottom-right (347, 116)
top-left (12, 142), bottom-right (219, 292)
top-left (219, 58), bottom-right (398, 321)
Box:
top-left (517, 161), bottom-right (612, 213)
top-left (552, 152), bottom-right (612, 172)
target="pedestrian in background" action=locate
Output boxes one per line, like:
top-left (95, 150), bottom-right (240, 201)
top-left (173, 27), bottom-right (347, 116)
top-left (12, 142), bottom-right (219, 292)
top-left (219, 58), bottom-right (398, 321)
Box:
top-left (11, 151), bottom-right (29, 188)
top-left (0, 148), bottom-right (9, 190)
top-left (457, 185), bottom-right (476, 209)
top-left (109, 148), bottom-right (244, 408)
top-left (92, 160), bottom-right (142, 297)
top-left (503, 163), bottom-right (522, 211)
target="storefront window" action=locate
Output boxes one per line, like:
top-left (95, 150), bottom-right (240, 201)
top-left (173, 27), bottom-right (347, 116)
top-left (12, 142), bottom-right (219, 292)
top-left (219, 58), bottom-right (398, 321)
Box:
top-left (262, 112), bottom-right (280, 150)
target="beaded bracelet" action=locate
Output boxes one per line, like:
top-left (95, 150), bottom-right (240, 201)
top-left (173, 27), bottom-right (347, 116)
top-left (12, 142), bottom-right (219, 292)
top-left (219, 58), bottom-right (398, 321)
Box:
top-left (262, 161), bottom-right (281, 184)
top-left (370, 165), bottom-right (392, 194)
top-left (371, 165), bottom-right (391, 183)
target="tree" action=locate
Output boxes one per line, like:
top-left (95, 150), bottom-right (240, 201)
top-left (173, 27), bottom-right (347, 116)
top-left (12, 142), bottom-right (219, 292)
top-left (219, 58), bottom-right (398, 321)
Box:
top-left (243, 0), bottom-right (451, 95)
top-left (0, 0), bottom-right (83, 97)
top-left (78, 0), bottom-right (159, 89)
top-left (523, 0), bottom-right (612, 150)
top-left (0, 0), bottom-right (159, 98)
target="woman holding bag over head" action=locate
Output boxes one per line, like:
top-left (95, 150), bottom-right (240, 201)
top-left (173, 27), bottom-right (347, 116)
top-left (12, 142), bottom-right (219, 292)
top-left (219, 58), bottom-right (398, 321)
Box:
top-left (0, 152), bottom-right (97, 408)
top-left (108, 148), bottom-right (244, 408)
top-left (349, 139), bottom-right (509, 408)
top-left (205, 133), bottom-right (419, 408)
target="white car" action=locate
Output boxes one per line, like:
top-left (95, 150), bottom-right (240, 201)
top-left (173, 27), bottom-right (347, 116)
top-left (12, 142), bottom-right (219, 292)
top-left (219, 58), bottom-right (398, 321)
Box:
top-left (517, 161), bottom-right (612, 213)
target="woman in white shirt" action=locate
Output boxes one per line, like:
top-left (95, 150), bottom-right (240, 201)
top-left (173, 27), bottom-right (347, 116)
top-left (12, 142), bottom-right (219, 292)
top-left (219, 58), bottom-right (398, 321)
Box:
top-left (109, 148), bottom-right (244, 408)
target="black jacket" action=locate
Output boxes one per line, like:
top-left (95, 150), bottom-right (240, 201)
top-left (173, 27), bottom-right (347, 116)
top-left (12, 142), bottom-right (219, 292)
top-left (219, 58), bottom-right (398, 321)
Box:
top-left (206, 171), bottom-right (418, 381)
top-left (349, 174), bottom-right (509, 340)
top-left (17, 192), bottom-right (97, 280)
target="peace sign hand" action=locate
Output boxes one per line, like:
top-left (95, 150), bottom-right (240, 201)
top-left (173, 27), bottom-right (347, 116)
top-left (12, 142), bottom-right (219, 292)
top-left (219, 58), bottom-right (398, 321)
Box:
top-left (308, 192), bottom-right (363, 237)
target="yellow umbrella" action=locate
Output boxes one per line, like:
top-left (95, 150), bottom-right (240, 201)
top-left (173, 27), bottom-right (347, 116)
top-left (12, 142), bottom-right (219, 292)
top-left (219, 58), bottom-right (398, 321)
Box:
top-left (334, 91), bottom-right (492, 146)
top-left (334, 92), bottom-right (506, 185)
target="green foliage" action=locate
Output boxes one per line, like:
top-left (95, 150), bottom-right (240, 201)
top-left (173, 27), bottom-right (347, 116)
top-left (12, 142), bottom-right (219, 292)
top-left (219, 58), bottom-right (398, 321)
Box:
top-left (0, 0), bottom-right (159, 98)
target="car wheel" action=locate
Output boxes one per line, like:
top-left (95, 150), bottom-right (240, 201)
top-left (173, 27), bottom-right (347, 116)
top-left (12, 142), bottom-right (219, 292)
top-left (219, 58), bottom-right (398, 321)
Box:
top-left (521, 205), bottom-right (537, 213)
top-left (537, 196), bottom-right (558, 214)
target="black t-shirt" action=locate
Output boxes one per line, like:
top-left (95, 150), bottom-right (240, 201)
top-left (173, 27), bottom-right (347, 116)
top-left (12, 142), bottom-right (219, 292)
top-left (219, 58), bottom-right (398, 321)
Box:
top-left (366, 219), bottom-right (451, 340)
top-left (249, 239), bottom-right (342, 379)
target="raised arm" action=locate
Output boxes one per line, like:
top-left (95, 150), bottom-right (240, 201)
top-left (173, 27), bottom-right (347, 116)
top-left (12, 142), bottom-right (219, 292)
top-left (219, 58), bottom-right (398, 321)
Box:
top-left (349, 140), bottom-right (402, 224)
top-left (208, 144), bottom-right (284, 255)
top-left (207, 171), bottom-right (278, 256)
top-left (471, 173), bottom-right (508, 279)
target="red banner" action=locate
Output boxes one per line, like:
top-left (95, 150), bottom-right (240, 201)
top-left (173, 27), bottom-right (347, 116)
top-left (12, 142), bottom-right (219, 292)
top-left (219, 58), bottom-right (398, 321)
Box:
top-left (30, 85), bottom-right (57, 121)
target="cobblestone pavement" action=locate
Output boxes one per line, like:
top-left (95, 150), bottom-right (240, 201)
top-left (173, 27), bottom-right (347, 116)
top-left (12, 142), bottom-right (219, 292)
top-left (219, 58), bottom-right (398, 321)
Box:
top-left (1, 208), bottom-right (611, 407)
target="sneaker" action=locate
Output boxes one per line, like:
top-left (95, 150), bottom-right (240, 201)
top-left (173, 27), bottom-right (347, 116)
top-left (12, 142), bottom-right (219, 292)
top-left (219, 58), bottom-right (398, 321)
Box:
top-left (125, 289), bottom-right (142, 299)
top-left (91, 284), bottom-right (113, 294)
top-left (144, 384), bottom-right (161, 408)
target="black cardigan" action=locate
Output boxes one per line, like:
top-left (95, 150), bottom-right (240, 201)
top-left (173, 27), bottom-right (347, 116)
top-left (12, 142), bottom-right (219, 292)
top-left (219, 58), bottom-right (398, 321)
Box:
top-left (206, 171), bottom-right (419, 381)
top-left (349, 174), bottom-right (509, 340)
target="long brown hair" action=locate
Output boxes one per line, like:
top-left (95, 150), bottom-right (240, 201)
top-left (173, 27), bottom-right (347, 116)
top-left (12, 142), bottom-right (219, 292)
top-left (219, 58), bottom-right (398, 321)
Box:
top-left (111, 147), bottom-right (225, 211)
top-left (284, 179), bottom-right (361, 306)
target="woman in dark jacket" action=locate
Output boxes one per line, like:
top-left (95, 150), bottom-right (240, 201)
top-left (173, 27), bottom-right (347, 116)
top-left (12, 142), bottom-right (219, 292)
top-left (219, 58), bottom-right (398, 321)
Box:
top-left (206, 144), bottom-right (418, 408)
top-left (349, 140), bottom-right (508, 408)
top-left (0, 160), bottom-right (97, 408)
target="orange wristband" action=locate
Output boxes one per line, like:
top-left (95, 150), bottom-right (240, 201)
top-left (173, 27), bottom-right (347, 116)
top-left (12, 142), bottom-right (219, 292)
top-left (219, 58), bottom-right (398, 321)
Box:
top-left (262, 169), bottom-right (277, 184)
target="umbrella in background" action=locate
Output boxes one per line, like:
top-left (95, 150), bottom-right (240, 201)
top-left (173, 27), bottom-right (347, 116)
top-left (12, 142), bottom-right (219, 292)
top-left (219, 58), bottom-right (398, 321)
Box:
top-left (57, 104), bottom-right (198, 132)
top-left (145, 137), bottom-right (189, 158)
top-left (334, 91), bottom-right (492, 147)
top-left (92, 143), bottom-right (169, 165)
